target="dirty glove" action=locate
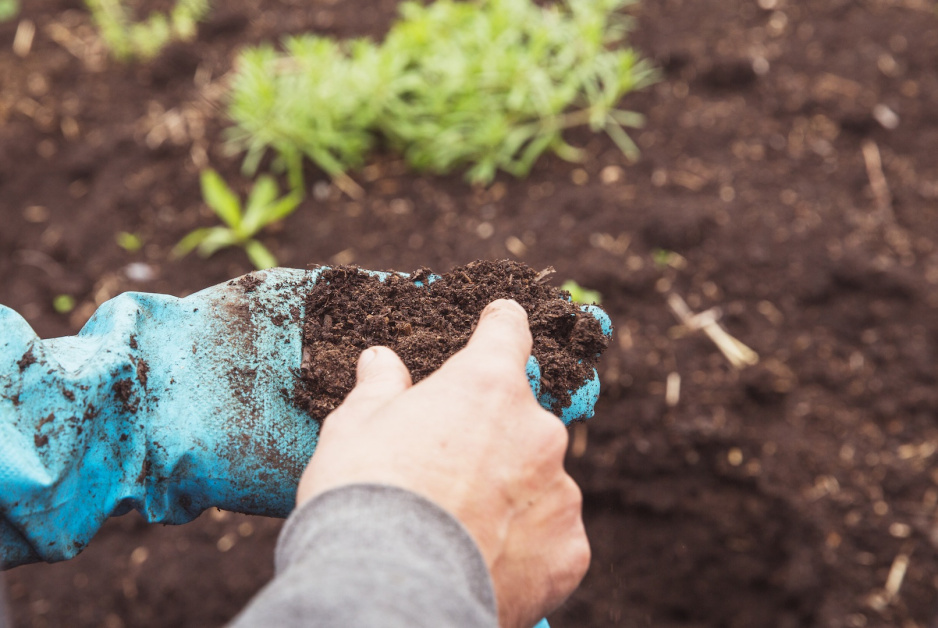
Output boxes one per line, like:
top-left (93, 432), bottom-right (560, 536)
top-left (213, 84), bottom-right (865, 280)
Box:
top-left (0, 268), bottom-right (611, 568)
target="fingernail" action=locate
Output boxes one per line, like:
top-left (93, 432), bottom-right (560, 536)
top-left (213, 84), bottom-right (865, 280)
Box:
top-left (359, 347), bottom-right (378, 369)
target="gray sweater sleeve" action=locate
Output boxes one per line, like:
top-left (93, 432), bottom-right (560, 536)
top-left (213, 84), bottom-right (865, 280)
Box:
top-left (0, 583), bottom-right (7, 628)
top-left (229, 484), bottom-right (498, 627)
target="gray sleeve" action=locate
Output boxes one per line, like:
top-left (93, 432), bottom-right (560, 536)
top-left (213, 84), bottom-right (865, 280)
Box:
top-left (0, 582), bottom-right (7, 628)
top-left (229, 483), bottom-right (498, 628)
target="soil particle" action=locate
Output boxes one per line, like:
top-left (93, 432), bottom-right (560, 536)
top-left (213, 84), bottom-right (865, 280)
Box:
top-left (38, 413), bottom-right (55, 431)
top-left (136, 459), bottom-right (151, 485)
top-left (34, 413), bottom-right (55, 448)
top-left (112, 379), bottom-right (138, 413)
top-left (236, 274), bottom-right (264, 292)
top-left (16, 348), bottom-right (36, 372)
top-left (294, 260), bottom-right (609, 422)
top-left (81, 405), bottom-right (98, 424)
top-left (133, 357), bottom-right (150, 391)
top-left (129, 335), bottom-right (138, 350)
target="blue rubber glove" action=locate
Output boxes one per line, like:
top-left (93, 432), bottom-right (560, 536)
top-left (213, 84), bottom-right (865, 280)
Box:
top-left (0, 267), bottom-right (611, 568)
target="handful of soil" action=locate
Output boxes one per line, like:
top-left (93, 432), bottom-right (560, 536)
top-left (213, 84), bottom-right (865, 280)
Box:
top-left (294, 260), bottom-right (609, 422)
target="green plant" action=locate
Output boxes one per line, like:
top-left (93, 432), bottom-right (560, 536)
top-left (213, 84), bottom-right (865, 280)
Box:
top-left (53, 294), bottom-right (76, 314)
top-left (652, 248), bottom-right (687, 269)
top-left (228, 37), bottom-right (394, 195)
top-left (85, 0), bottom-right (209, 61)
top-left (174, 169), bottom-right (301, 270)
top-left (652, 248), bottom-right (673, 268)
top-left (116, 232), bottom-right (143, 252)
top-left (0, 0), bottom-right (20, 22)
top-left (227, 0), bottom-right (654, 188)
top-left (561, 280), bottom-right (602, 305)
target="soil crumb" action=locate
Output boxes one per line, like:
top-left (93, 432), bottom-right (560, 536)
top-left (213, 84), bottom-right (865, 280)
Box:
top-left (17, 348), bottom-right (36, 371)
top-left (236, 274), bottom-right (263, 292)
top-left (112, 378), bottom-right (138, 413)
top-left (294, 260), bottom-right (609, 422)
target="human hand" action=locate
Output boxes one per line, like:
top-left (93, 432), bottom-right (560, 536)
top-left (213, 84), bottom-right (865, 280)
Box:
top-left (296, 298), bottom-right (590, 628)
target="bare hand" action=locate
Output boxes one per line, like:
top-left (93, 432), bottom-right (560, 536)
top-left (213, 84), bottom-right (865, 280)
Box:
top-left (296, 299), bottom-right (590, 628)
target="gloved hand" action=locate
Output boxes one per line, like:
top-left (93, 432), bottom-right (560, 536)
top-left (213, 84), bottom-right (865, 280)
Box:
top-left (0, 267), bottom-right (611, 568)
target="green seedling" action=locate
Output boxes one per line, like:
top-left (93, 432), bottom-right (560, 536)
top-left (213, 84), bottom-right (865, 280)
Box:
top-left (116, 232), bottom-right (143, 252)
top-left (174, 169), bottom-right (301, 270)
top-left (85, 0), bottom-right (209, 61)
top-left (561, 280), bottom-right (602, 305)
top-left (653, 248), bottom-right (688, 269)
top-left (227, 0), bottom-right (655, 188)
top-left (53, 295), bottom-right (76, 314)
top-left (0, 0), bottom-right (20, 22)
top-left (653, 248), bottom-right (673, 268)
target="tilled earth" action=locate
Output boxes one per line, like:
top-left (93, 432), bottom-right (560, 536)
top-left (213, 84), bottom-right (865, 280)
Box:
top-left (2, 1), bottom-right (938, 627)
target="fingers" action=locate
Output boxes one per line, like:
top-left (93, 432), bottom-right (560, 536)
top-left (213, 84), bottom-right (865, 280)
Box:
top-left (333, 346), bottom-right (413, 420)
top-left (460, 299), bottom-right (533, 373)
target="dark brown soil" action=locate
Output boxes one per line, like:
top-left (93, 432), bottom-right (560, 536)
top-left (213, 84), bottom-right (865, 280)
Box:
top-left (3, 1), bottom-right (938, 627)
top-left (295, 260), bottom-right (607, 420)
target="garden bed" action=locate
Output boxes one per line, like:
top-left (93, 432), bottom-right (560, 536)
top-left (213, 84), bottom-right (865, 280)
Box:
top-left (2, 0), bottom-right (938, 627)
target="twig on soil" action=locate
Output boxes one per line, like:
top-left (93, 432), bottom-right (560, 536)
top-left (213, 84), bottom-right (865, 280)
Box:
top-left (332, 174), bottom-right (364, 200)
top-left (665, 372), bottom-right (681, 407)
top-left (861, 140), bottom-right (893, 218)
top-left (534, 267), bottom-right (556, 284)
top-left (884, 550), bottom-right (910, 601)
top-left (667, 293), bottom-right (759, 369)
top-left (13, 19), bottom-right (35, 57)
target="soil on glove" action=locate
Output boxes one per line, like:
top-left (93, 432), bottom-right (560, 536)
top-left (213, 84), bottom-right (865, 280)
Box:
top-left (294, 260), bottom-right (608, 421)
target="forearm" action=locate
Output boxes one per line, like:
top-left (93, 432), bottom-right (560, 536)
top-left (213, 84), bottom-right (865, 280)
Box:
top-left (0, 270), bottom-right (319, 567)
top-left (230, 484), bottom-right (498, 628)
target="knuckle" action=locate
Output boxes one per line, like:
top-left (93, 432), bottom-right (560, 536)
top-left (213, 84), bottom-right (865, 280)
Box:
top-left (540, 413), bottom-right (570, 453)
top-left (547, 530), bottom-right (591, 602)
top-left (565, 475), bottom-right (584, 510)
top-left (561, 481), bottom-right (590, 580)
top-left (570, 534), bottom-right (592, 579)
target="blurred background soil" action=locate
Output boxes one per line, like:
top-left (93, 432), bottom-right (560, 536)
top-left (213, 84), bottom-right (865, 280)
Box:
top-left (2, 0), bottom-right (938, 626)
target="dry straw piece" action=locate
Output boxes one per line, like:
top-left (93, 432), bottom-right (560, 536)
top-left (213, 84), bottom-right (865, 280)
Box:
top-left (667, 293), bottom-right (759, 369)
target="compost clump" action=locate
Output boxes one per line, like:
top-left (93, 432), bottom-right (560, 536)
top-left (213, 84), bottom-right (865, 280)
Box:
top-left (295, 260), bottom-right (608, 422)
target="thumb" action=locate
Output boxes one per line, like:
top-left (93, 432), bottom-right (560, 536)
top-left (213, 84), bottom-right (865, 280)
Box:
top-left (334, 346), bottom-right (413, 420)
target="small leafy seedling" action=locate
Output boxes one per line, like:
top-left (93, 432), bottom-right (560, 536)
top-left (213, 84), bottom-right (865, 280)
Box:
top-left (653, 248), bottom-right (673, 268)
top-left (0, 0), bottom-right (20, 22)
top-left (174, 169), bottom-right (301, 270)
top-left (561, 280), bottom-right (602, 305)
top-left (116, 232), bottom-right (143, 252)
top-left (85, 0), bottom-right (209, 61)
top-left (53, 294), bottom-right (76, 314)
top-left (653, 248), bottom-right (687, 269)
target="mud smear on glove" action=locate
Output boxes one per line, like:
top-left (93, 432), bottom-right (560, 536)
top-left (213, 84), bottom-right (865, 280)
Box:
top-left (294, 259), bottom-right (608, 423)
